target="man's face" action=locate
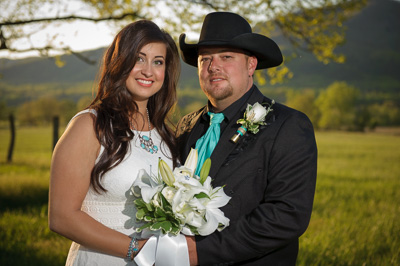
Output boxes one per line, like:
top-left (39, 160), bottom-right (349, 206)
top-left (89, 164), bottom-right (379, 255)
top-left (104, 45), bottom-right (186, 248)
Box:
top-left (198, 46), bottom-right (257, 111)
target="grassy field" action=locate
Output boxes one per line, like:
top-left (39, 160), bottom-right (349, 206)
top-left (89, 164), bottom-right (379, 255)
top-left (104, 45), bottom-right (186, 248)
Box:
top-left (0, 126), bottom-right (399, 265)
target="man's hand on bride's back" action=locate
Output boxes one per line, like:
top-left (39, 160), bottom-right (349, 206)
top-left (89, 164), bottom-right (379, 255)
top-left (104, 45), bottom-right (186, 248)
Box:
top-left (186, 236), bottom-right (198, 265)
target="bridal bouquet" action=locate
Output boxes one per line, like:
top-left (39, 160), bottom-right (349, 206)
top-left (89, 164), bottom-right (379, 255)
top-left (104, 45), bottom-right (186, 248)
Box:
top-left (131, 148), bottom-right (231, 237)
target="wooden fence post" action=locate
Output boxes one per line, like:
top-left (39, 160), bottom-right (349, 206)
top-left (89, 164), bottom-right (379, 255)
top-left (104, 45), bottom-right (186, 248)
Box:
top-left (53, 116), bottom-right (59, 151)
top-left (7, 114), bottom-right (15, 163)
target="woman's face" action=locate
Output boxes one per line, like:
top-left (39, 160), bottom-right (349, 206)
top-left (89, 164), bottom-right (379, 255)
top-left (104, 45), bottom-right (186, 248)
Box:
top-left (126, 42), bottom-right (167, 103)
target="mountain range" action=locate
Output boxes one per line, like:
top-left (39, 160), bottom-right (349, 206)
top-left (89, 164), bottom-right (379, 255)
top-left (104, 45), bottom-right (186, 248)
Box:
top-left (0, 0), bottom-right (399, 107)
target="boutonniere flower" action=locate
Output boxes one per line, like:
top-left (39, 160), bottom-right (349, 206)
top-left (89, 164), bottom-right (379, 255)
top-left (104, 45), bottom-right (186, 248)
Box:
top-left (230, 100), bottom-right (274, 143)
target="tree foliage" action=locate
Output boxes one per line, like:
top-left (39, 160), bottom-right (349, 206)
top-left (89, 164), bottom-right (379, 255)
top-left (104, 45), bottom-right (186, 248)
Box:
top-left (0, 100), bottom-right (10, 121)
top-left (315, 81), bottom-right (364, 130)
top-left (368, 101), bottom-right (400, 127)
top-left (1, 0), bottom-right (367, 83)
top-left (283, 81), bottom-right (400, 131)
top-left (17, 96), bottom-right (76, 126)
top-left (285, 88), bottom-right (319, 126)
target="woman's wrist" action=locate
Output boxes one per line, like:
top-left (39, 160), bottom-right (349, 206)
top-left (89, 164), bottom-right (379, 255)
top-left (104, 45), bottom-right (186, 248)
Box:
top-left (126, 236), bottom-right (139, 261)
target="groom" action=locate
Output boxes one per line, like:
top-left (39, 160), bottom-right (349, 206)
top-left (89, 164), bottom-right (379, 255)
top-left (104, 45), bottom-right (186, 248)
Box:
top-left (176, 12), bottom-right (318, 265)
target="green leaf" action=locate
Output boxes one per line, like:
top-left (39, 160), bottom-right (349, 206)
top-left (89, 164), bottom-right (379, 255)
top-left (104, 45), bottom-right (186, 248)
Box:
top-left (155, 217), bottom-right (167, 222)
top-left (136, 223), bottom-right (152, 233)
top-left (160, 193), bottom-right (169, 206)
top-left (145, 202), bottom-right (154, 212)
top-left (144, 215), bottom-right (153, 222)
top-left (151, 221), bottom-right (172, 233)
top-left (170, 226), bottom-right (181, 235)
top-left (134, 199), bottom-right (147, 208)
top-left (154, 207), bottom-right (167, 218)
top-left (195, 192), bottom-right (210, 199)
top-left (136, 208), bottom-right (146, 220)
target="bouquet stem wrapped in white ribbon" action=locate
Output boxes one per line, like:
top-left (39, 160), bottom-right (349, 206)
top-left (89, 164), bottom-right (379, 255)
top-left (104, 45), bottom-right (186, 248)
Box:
top-left (131, 149), bottom-right (231, 265)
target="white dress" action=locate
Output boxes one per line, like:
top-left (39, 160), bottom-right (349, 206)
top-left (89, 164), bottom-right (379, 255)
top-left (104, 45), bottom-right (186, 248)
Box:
top-left (65, 110), bottom-right (173, 266)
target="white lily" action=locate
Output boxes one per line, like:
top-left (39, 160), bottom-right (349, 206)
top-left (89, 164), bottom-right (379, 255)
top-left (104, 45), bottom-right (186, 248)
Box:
top-left (170, 187), bottom-right (193, 221)
top-left (183, 206), bottom-right (205, 228)
top-left (183, 148), bottom-right (198, 178)
top-left (171, 178), bottom-right (204, 210)
top-left (131, 169), bottom-right (163, 203)
top-left (193, 176), bottom-right (231, 236)
top-left (161, 186), bottom-right (177, 204)
top-left (199, 207), bottom-right (230, 235)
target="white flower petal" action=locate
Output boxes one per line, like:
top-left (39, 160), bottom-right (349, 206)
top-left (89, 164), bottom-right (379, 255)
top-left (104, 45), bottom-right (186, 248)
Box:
top-left (197, 209), bottom-right (218, 236)
top-left (141, 186), bottom-right (162, 203)
top-left (211, 208), bottom-right (230, 231)
top-left (198, 208), bottom-right (230, 236)
top-left (250, 102), bottom-right (268, 122)
top-left (188, 197), bottom-right (206, 211)
top-left (161, 186), bottom-right (177, 203)
top-left (202, 176), bottom-right (212, 190)
top-left (184, 148), bottom-right (198, 177)
top-left (207, 188), bottom-right (231, 209)
top-left (132, 169), bottom-right (163, 203)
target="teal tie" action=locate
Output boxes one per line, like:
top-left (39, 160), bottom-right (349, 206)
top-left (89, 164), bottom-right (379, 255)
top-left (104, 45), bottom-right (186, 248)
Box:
top-left (194, 112), bottom-right (225, 176)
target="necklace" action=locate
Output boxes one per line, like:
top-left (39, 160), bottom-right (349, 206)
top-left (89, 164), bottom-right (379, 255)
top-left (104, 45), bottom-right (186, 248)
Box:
top-left (130, 108), bottom-right (158, 154)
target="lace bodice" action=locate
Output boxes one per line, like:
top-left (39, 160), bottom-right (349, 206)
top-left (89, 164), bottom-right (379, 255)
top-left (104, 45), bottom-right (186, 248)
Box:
top-left (81, 132), bottom-right (170, 233)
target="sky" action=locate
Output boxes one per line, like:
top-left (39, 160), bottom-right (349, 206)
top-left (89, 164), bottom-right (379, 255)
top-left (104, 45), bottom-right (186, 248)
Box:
top-left (0, 0), bottom-right (129, 59)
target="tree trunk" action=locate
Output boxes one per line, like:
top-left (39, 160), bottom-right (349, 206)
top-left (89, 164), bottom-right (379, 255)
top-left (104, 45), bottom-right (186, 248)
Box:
top-left (7, 114), bottom-right (15, 163)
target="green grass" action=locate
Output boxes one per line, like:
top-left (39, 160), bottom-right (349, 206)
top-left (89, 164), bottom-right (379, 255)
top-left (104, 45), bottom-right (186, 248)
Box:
top-left (298, 131), bottom-right (400, 265)
top-left (0, 126), bottom-right (69, 266)
top-left (0, 127), bottom-right (399, 265)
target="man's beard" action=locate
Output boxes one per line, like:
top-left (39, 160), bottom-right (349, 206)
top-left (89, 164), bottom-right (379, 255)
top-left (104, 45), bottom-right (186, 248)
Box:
top-left (202, 84), bottom-right (233, 102)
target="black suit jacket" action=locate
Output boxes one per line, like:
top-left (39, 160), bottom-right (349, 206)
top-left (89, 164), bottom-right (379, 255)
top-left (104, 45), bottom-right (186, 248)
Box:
top-left (176, 86), bottom-right (317, 265)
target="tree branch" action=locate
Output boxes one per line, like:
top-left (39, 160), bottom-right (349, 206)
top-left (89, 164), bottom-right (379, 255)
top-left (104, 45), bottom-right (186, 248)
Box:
top-left (185, 0), bottom-right (216, 8)
top-left (0, 12), bottom-right (143, 27)
top-left (0, 11), bottom-right (143, 64)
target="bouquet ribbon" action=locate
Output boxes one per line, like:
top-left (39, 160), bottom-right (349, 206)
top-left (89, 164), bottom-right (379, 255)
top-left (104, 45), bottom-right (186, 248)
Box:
top-left (134, 234), bottom-right (189, 266)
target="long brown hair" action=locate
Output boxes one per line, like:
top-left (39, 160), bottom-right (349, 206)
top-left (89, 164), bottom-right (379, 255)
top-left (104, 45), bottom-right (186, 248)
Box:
top-left (89, 20), bottom-right (180, 193)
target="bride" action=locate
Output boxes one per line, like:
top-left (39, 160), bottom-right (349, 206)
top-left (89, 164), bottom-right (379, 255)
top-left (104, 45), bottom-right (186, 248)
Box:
top-left (48, 20), bottom-right (181, 265)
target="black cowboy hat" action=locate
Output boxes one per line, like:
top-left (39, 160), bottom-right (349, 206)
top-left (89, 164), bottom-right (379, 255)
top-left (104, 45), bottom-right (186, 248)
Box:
top-left (179, 12), bottom-right (283, 70)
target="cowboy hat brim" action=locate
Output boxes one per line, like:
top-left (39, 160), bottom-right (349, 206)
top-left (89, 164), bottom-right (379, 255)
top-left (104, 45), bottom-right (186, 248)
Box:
top-left (179, 33), bottom-right (283, 69)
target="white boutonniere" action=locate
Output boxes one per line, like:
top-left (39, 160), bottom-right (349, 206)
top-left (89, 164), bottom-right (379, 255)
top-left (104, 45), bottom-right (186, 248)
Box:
top-left (230, 100), bottom-right (274, 143)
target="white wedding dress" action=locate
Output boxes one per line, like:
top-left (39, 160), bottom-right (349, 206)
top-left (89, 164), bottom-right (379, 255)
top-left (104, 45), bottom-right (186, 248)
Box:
top-left (65, 110), bottom-right (173, 266)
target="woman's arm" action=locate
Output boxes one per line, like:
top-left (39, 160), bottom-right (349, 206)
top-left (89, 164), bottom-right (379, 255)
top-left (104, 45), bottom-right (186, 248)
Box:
top-left (48, 113), bottom-right (144, 259)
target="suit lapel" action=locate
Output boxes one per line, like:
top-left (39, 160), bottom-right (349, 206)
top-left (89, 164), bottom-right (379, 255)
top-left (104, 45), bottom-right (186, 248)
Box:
top-left (209, 120), bottom-right (241, 177)
top-left (183, 107), bottom-right (209, 159)
top-left (209, 88), bottom-right (266, 178)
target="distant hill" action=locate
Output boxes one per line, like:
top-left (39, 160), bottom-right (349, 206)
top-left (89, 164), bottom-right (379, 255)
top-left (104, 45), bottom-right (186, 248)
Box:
top-left (279, 0), bottom-right (400, 93)
top-left (0, 49), bottom-right (103, 85)
top-left (0, 0), bottom-right (399, 106)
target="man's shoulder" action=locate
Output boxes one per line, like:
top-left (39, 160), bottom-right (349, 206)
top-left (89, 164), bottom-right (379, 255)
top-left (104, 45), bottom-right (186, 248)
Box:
top-left (182, 107), bottom-right (206, 120)
top-left (176, 106), bottom-right (207, 137)
top-left (252, 87), bottom-right (309, 122)
top-left (254, 98), bottom-right (314, 136)
top-left (265, 99), bottom-right (310, 122)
